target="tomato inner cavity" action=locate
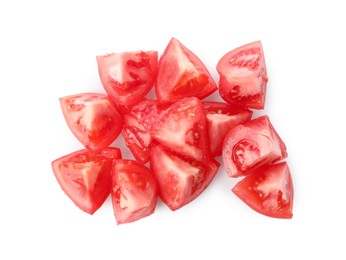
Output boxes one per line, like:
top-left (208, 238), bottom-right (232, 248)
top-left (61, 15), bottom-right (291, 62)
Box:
top-left (232, 139), bottom-right (260, 171)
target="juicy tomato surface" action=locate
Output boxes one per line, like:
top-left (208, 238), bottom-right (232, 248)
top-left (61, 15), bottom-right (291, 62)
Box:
top-left (60, 93), bottom-right (123, 152)
top-left (156, 38), bottom-right (217, 103)
top-left (217, 41), bottom-right (268, 109)
top-left (232, 162), bottom-right (293, 219)
top-left (100, 147), bottom-right (122, 160)
top-left (150, 144), bottom-right (219, 211)
top-left (122, 99), bottom-right (164, 163)
top-left (223, 115), bottom-right (287, 177)
top-left (150, 97), bottom-right (210, 161)
top-left (51, 149), bottom-right (117, 215)
top-left (203, 102), bottom-right (253, 157)
top-left (97, 51), bottom-right (158, 106)
top-left (111, 160), bottom-right (158, 224)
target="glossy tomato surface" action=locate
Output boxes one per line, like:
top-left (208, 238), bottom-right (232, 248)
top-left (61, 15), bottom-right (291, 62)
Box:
top-left (111, 160), bottom-right (158, 224)
top-left (52, 149), bottom-right (117, 214)
top-left (217, 41), bottom-right (268, 109)
top-left (60, 93), bottom-right (122, 152)
top-left (223, 115), bottom-right (287, 177)
top-left (150, 97), bottom-right (210, 161)
top-left (232, 162), bottom-right (294, 218)
top-left (122, 99), bottom-right (164, 163)
top-left (150, 144), bottom-right (219, 211)
top-left (156, 38), bottom-right (217, 103)
top-left (97, 51), bottom-right (158, 106)
top-left (203, 102), bottom-right (253, 156)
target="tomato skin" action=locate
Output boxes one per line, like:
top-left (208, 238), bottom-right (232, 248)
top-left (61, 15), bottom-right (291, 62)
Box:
top-left (122, 99), bottom-right (164, 163)
top-left (97, 51), bottom-right (158, 106)
top-left (51, 149), bottom-right (115, 215)
top-left (222, 115), bottom-right (287, 177)
top-left (111, 160), bottom-right (158, 224)
top-left (59, 93), bottom-right (123, 152)
top-left (217, 41), bottom-right (268, 109)
top-left (150, 144), bottom-right (219, 211)
top-left (232, 162), bottom-right (293, 218)
top-left (151, 97), bottom-right (210, 161)
top-left (155, 38), bottom-right (217, 103)
top-left (203, 102), bottom-right (253, 157)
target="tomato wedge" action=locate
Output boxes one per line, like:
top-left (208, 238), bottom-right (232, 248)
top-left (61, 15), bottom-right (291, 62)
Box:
top-left (217, 41), bottom-right (268, 109)
top-left (203, 102), bottom-right (253, 157)
top-left (60, 93), bottom-right (123, 152)
top-left (232, 162), bottom-right (293, 219)
top-left (97, 51), bottom-right (158, 106)
top-left (51, 149), bottom-right (120, 214)
top-left (150, 97), bottom-right (210, 161)
top-left (111, 160), bottom-right (158, 224)
top-left (122, 99), bottom-right (164, 163)
top-left (150, 144), bottom-right (219, 211)
top-left (222, 115), bottom-right (287, 177)
top-left (156, 38), bottom-right (217, 103)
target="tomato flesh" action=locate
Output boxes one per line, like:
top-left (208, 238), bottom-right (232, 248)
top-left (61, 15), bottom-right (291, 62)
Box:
top-left (217, 41), bottom-right (268, 109)
top-left (150, 144), bottom-right (219, 211)
top-left (111, 160), bottom-right (158, 224)
top-left (150, 97), bottom-right (210, 161)
top-left (156, 38), bottom-right (217, 103)
top-left (232, 162), bottom-right (293, 218)
top-left (97, 51), bottom-right (158, 106)
top-left (60, 93), bottom-right (123, 152)
top-left (122, 99), bottom-right (164, 163)
top-left (203, 102), bottom-right (253, 157)
top-left (51, 149), bottom-right (118, 214)
top-left (223, 115), bottom-right (287, 177)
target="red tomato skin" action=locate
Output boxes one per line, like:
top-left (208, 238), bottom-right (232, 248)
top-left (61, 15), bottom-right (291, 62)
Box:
top-left (59, 93), bottom-right (123, 153)
top-left (150, 97), bottom-right (210, 162)
top-left (97, 51), bottom-right (158, 107)
top-left (150, 144), bottom-right (219, 211)
top-left (222, 115), bottom-right (287, 177)
top-left (203, 102), bottom-right (253, 157)
top-left (122, 99), bottom-right (164, 164)
top-left (217, 41), bottom-right (268, 109)
top-left (111, 160), bottom-right (158, 224)
top-left (51, 149), bottom-right (113, 215)
top-left (232, 162), bottom-right (294, 219)
top-left (156, 38), bottom-right (217, 103)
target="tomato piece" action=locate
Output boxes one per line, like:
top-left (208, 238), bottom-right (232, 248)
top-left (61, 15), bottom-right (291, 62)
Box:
top-left (60, 93), bottom-right (123, 152)
top-left (51, 149), bottom-right (113, 214)
top-left (150, 97), bottom-right (210, 161)
top-left (222, 115), bottom-right (287, 177)
top-left (217, 41), bottom-right (268, 109)
top-left (111, 160), bottom-right (158, 224)
top-left (97, 51), bottom-right (158, 106)
top-left (232, 162), bottom-right (293, 218)
top-left (203, 102), bottom-right (253, 157)
top-left (150, 144), bottom-right (220, 211)
top-left (100, 147), bottom-right (122, 160)
top-left (122, 99), bottom-right (164, 163)
top-left (155, 38), bottom-right (217, 103)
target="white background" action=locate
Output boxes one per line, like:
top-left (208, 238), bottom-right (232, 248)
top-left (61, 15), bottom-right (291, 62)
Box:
top-left (1, 1), bottom-right (345, 259)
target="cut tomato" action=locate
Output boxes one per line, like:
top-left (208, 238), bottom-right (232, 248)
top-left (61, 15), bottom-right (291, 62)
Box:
top-left (155, 38), bottom-right (217, 103)
top-left (222, 115), bottom-right (287, 177)
top-left (60, 93), bottom-right (123, 152)
top-left (97, 51), bottom-right (158, 106)
top-left (111, 160), bottom-right (158, 224)
top-left (150, 144), bottom-right (219, 211)
top-left (122, 99), bottom-right (164, 163)
top-left (232, 162), bottom-right (293, 218)
top-left (100, 147), bottom-right (122, 160)
top-left (203, 102), bottom-right (253, 157)
top-left (150, 97), bottom-right (210, 161)
top-left (51, 149), bottom-right (115, 214)
top-left (217, 41), bottom-right (268, 109)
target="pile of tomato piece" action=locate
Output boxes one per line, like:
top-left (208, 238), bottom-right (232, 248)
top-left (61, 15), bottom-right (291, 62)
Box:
top-left (52, 38), bottom-right (294, 224)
